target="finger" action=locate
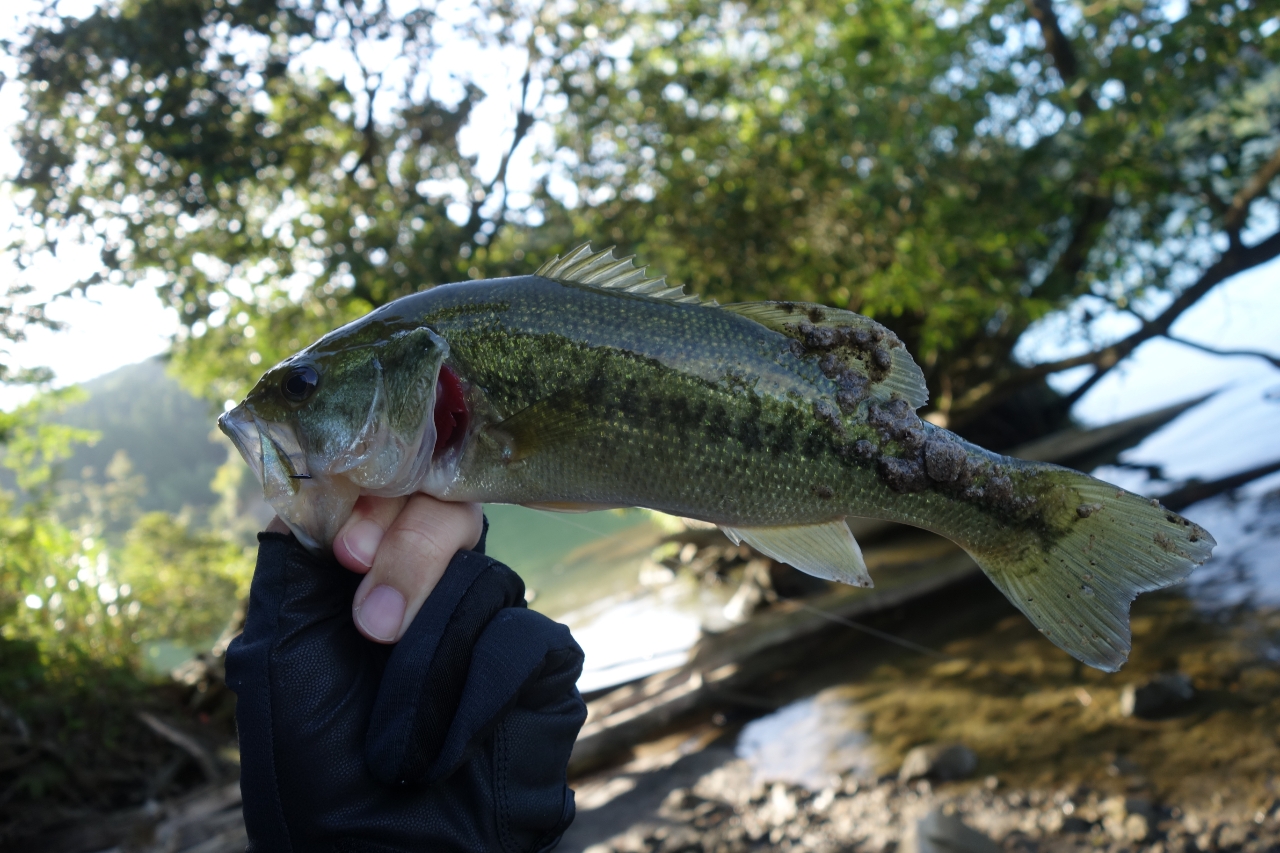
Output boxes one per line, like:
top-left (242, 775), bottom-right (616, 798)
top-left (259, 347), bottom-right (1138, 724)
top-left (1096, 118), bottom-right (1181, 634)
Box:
top-left (332, 494), bottom-right (410, 573)
top-left (352, 496), bottom-right (483, 643)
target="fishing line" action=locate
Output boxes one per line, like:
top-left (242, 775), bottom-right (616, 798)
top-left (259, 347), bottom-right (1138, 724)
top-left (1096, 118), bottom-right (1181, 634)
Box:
top-left (583, 649), bottom-right (690, 673)
top-left (578, 604), bottom-right (954, 678)
top-left (793, 601), bottom-right (954, 660)
top-left (576, 600), bottom-right (1041, 699)
top-left (575, 604), bottom-right (951, 680)
top-left (795, 602), bottom-right (1044, 693)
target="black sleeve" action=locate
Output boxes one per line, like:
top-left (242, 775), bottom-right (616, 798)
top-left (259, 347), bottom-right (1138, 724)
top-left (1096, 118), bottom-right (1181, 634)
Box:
top-left (224, 531), bottom-right (586, 853)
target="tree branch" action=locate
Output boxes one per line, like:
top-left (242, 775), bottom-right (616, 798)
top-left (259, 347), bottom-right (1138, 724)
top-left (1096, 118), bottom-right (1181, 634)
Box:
top-left (349, 40), bottom-right (382, 176)
top-left (462, 59), bottom-right (536, 243)
top-left (1159, 458), bottom-right (1280, 511)
top-left (1036, 192), bottom-right (1114, 302)
top-left (1060, 227), bottom-right (1280, 405)
top-left (1024, 0), bottom-right (1096, 112)
top-left (1024, 0), bottom-right (1078, 80)
top-left (1163, 334), bottom-right (1280, 369)
top-left (955, 143), bottom-right (1280, 421)
top-left (137, 711), bottom-right (219, 784)
top-left (1225, 144), bottom-right (1280, 232)
top-left (952, 227), bottom-right (1280, 422)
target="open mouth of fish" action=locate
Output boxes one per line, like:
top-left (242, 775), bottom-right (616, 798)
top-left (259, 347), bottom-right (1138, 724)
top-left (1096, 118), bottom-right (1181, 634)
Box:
top-left (218, 407), bottom-right (308, 490)
top-left (217, 363), bottom-right (472, 549)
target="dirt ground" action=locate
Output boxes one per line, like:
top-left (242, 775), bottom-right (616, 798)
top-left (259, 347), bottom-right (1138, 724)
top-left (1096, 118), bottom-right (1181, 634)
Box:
top-left (560, 593), bottom-right (1280, 853)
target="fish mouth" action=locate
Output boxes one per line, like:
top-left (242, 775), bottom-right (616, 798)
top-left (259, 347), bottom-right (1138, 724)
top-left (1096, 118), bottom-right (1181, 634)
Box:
top-left (218, 403), bottom-right (360, 551)
top-left (218, 406), bottom-right (311, 491)
top-left (216, 348), bottom-right (469, 547)
top-left (218, 405), bottom-right (265, 483)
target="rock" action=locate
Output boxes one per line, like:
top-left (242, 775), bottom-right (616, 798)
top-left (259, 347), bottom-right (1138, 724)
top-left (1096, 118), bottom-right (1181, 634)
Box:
top-left (1039, 810), bottom-right (1065, 833)
top-left (1217, 823), bottom-right (1253, 850)
top-left (1109, 755), bottom-right (1143, 776)
top-left (899, 744), bottom-right (978, 782)
top-left (1124, 813), bottom-right (1153, 843)
top-left (1061, 817), bottom-right (1094, 834)
top-left (1120, 672), bottom-right (1195, 718)
top-left (722, 559), bottom-right (773, 623)
top-left (760, 783), bottom-right (798, 826)
top-left (659, 787), bottom-right (700, 816)
top-left (909, 809), bottom-right (1002, 853)
top-left (1103, 797), bottom-right (1156, 842)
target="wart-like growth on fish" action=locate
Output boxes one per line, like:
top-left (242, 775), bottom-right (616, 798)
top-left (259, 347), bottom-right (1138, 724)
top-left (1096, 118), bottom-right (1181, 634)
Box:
top-left (220, 244), bottom-right (1216, 672)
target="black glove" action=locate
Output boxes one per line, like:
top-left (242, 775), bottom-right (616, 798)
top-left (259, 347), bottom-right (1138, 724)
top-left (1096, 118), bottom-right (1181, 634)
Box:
top-left (224, 529), bottom-right (587, 852)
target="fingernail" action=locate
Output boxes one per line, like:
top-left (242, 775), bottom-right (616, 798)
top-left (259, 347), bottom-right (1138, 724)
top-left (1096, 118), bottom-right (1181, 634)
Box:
top-left (355, 585), bottom-right (405, 642)
top-left (342, 519), bottom-right (383, 568)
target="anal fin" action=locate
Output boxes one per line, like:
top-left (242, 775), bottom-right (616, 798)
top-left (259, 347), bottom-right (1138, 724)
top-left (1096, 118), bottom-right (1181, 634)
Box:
top-left (719, 519), bottom-right (872, 588)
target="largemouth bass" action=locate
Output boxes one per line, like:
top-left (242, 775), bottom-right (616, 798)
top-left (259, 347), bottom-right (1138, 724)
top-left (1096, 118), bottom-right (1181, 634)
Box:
top-left (219, 245), bottom-right (1214, 671)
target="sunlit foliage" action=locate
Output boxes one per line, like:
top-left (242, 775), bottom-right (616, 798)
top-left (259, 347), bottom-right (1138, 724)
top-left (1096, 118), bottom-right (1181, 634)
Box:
top-left (0, 395), bottom-right (250, 677)
top-left (5, 0), bottom-right (1278, 431)
top-left (544, 0), bottom-right (1280, 425)
top-left (7, 0), bottom-right (541, 405)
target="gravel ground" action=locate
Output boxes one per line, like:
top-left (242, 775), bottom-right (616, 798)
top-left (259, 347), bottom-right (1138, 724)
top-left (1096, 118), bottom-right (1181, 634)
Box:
top-left (562, 589), bottom-right (1280, 853)
top-left (571, 756), bottom-right (1280, 853)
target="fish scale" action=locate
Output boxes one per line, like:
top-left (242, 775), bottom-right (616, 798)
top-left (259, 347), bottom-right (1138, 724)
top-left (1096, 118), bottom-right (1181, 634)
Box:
top-left (220, 245), bottom-right (1216, 671)
top-left (437, 328), bottom-right (855, 522)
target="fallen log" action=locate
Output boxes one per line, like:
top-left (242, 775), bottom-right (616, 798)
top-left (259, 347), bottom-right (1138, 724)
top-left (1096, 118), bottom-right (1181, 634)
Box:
top-left (569, 542), bottom-right (976, 776)
top-left (1160, 459), bottom-right (1280, 511)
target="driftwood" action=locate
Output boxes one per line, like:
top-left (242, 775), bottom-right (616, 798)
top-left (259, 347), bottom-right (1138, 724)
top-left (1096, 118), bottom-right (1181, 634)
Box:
top-left (569, 543), bottom-right (976, 776)
top-left (140, 783), bottom-right (245, 853)
top-left (1161, 458), bottom-right (1280, 511)
top-left (1008, 395), bottom-right (1210, 468)
top-left (136, 713), bottom-right (219, 786)
top-left (18, 782), bottom-right (244, 853)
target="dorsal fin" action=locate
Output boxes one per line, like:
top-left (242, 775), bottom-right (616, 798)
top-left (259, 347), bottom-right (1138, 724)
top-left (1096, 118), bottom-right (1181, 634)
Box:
top-left (534, 245), bottom-right (926, 409)
top-left (535, 244), bottom-right (712, 305)
top-left (721, 301), bottom-right (929, 410)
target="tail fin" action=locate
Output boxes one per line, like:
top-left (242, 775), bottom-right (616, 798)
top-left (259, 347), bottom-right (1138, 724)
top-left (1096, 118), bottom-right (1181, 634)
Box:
top-left (967, 471), bottom-right (1215, 671)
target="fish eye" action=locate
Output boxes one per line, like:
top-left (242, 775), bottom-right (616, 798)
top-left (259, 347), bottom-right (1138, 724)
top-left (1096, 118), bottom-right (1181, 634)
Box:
top-left (281, 364), bottom-right (320, 403)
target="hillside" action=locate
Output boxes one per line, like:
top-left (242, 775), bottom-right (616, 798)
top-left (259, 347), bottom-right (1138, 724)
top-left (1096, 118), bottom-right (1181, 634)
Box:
top-left (55, 359), bottom-right (229, 514)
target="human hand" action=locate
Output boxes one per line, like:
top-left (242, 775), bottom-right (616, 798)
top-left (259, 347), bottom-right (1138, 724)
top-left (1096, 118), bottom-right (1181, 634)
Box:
top-left (226, 527), bottom-right (586, 851)
top-left (267, 494), bottom-right (484, 643)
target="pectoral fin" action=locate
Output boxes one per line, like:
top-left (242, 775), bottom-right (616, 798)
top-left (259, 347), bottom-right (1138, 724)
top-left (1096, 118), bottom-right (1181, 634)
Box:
top-left (719, 519), bottom-right (872, 588)
top-left (491, 395), bottom-right (586, 463)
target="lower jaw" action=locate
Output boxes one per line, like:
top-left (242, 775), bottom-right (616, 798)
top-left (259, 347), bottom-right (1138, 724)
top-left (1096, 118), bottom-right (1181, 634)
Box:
top-left (271, 472), bottom-right (363, 552)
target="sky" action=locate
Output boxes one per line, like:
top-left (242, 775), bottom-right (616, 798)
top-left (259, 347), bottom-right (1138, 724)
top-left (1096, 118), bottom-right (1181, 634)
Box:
top-left (0, 0), bottom-right (1277, 428)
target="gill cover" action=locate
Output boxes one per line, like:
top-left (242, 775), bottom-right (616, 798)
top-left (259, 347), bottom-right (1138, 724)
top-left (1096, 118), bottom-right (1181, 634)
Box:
top-left (331, 326), bottom-right (449, 497)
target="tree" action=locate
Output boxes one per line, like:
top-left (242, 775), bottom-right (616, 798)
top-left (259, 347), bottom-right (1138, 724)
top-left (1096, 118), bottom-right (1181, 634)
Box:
top-left (5, 0), bottom-right (1279, 440)
top-left (546, 0), bottom-right (1280, 435)
top-left (5, 0), bottom-right (544, 404)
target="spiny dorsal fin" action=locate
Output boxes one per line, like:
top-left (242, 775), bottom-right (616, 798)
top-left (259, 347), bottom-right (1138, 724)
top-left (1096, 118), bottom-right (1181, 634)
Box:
top-left (721, 301), bottom-right (929, 409)
top-left (535, 244), bottom-right (712, 305)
